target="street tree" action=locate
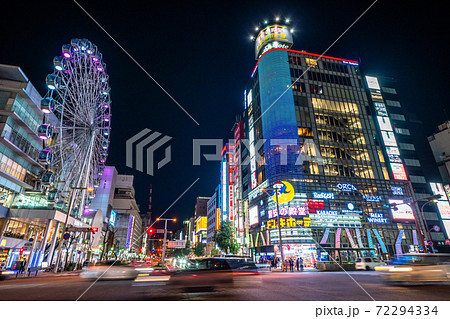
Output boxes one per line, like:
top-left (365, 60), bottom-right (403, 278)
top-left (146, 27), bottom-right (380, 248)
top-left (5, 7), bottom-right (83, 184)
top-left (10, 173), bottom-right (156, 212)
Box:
top-left (193, 242), bottom-right (206, 257)
top-left (215, 221), bottom-right (240, 254)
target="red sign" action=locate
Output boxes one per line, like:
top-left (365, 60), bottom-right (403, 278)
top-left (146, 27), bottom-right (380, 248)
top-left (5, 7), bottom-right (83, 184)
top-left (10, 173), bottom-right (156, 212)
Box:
top-left (306, 200), bottom-right (325, 214)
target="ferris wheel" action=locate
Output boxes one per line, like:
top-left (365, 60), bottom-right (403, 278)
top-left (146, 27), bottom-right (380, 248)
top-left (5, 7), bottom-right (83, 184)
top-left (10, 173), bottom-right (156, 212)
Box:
top-left (37, 38), bottom-right (111, 216)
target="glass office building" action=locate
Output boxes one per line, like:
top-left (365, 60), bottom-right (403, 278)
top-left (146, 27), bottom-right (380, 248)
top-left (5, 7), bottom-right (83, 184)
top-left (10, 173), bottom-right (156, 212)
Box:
top-left (243, 21), bottom-right (422, 264)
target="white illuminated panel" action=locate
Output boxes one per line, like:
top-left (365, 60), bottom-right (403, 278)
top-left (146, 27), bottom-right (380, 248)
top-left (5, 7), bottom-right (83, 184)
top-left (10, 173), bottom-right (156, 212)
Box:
top-left (386, 147), bottom-right (400, 155)
top-left (249, 206), bottom-right (259, 226)
top-left (391, 163), bottom-right (407, 180)
top-left (443, 220), bottom-right (450, 238)
top-left (366, 76), bottom-right (381, 90)
top-left (437, 202), bottom-right (450, 219)
top-left (381, 131), bottom-right (398, 147)
top-left (377, 116), bottom-right (393, 131)
top-left (247, 89), bottom-right (252, 108)
top-left (430, 182), bottom-right (447, 199)
top-left (389, 199), bottom-right (414, 220)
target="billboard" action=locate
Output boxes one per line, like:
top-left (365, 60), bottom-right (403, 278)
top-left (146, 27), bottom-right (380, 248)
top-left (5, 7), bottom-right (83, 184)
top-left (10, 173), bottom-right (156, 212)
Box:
top-left (109, 210), bottom-right (117, 227)
top-left (366, 76), bottom-right (381, 90)
top-left (249, 206), bottom-right (259, 226)
top-left (389, 199), bottom-right (414, 220)
top-left (255, 24), bottom-right (293, 58)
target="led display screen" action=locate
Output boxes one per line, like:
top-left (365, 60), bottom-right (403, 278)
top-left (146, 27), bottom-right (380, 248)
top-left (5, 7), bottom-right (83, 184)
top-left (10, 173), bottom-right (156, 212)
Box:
top-left (389, 199), bottom-right (414, 220)
top-left (249, 206), bottom-right (259, 226)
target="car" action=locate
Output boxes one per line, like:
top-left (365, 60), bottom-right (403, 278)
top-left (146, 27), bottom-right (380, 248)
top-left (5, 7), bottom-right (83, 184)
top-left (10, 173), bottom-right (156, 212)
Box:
top-left (168, 257), bottom-right (261, 293)
top-left (81, 260), bottom-right (137, 280)
top-left (355, 257), bottom-right (385, 270)
top-left (383, 253), bottom-right (450, 284)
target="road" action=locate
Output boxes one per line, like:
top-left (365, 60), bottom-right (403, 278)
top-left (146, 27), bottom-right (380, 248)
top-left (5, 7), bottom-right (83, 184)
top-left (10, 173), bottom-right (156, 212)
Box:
top-left (0, 271), bottom-right (449, 301)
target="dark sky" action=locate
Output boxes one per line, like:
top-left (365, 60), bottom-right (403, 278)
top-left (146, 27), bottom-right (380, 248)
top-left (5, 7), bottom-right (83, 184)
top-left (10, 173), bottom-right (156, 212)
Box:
top-left (2, 1), bottom-right (448, 231)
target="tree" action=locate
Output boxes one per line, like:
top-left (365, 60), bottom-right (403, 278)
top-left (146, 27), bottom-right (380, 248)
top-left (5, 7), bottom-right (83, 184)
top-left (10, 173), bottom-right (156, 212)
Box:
top-left (194, 242), bottom-right (206, 257)
top-left (215, 221), bottom-right (240, 254)
top-left (210, 247), bottom-right (219, 257)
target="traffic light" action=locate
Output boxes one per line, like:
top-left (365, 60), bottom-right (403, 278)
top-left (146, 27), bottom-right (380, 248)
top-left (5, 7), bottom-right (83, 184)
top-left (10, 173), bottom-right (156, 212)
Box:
top-left (147, 228), bottom-right (154, 235)
top-left (19, 247), bottom-right (25, 255)
top-left (90, 227), bottom-right (98, 234)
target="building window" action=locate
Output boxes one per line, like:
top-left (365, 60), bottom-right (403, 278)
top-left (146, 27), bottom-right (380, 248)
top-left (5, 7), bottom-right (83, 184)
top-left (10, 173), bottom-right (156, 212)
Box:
top-left (409, 175), bottom-right (426, 184)
top-left (390, 113), bottom-right (405, 121)
top-left (394, 127), bottom-right (410, 135)
top-left (399, 143), bottom-right (415, 151)
top-left (404, 159), bottom-right (421, 167)
top-left (305, 58), bottom-right (318, 68)
top-left (385, 100), bottom-right (401, 107)
top-left (298, 127), bottom-right (313, 137)
top-left (382, 87), bottom-right (397, 94)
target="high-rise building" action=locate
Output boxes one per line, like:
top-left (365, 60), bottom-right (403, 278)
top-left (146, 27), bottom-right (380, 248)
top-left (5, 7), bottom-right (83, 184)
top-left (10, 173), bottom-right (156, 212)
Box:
top-left (206, 189), bottom-right (218, 244)
top-left (428, 121), bottom-right (450, 184)
top-left (242, 20), bottom-right (427, 264)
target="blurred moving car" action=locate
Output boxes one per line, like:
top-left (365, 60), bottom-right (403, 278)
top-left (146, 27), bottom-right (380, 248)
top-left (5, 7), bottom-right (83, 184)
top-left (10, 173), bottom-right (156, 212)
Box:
top-left (81, 260), bottom-right (137, 280)
top-left (383, 253), bottom-right (450, 284)
top-left (355, 257), bottom-right (385, 270)
top-left (169, 257), bottom-right (261, 292)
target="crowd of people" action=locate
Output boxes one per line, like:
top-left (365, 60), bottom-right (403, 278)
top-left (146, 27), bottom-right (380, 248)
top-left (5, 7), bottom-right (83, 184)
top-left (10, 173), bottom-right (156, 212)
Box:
top-left (259, 255), bottom-right (306, 271)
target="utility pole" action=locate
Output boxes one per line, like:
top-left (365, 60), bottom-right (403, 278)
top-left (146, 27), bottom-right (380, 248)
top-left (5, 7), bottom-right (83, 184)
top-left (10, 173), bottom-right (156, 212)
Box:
top-left (275, 188), bottom-right (285, 270)
top-left (54, 186), bottom-right (93, 273)
top-left (155, 218), bottom-right (176, 268)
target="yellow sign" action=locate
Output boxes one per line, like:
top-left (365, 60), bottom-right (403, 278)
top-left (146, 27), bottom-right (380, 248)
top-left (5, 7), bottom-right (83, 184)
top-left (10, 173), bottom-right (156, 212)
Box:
top-left (271, 181), bottom-right (295, 203)
top-left (0, 239), bottom-right (6, 247)
top-left (267, 217), bottom-right (311, 229)
top-left (216, 208), bottom-right (221, 231)
top-left (195, 216), bottom-right (207, 233)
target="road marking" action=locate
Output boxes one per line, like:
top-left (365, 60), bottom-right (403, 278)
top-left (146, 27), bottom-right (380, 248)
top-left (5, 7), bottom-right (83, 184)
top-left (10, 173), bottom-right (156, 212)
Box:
top-left (0, 283), bottom-right (46, 289)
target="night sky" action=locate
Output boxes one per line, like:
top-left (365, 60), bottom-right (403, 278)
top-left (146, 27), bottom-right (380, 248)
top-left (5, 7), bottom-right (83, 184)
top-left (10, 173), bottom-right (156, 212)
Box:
top-left (1, 1), bottom-right (448, 231)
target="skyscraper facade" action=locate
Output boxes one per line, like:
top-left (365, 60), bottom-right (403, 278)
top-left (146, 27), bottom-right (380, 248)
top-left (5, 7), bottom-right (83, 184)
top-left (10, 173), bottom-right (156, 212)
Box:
top-left (243, 20), bottom-right (426, 264)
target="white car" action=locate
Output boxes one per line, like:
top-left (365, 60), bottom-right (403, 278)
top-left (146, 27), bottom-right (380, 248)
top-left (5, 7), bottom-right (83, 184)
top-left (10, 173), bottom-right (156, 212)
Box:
top-left (383, 254), bottom-right (450, 284)
top-left (355, 257), bottom-right (385, 270)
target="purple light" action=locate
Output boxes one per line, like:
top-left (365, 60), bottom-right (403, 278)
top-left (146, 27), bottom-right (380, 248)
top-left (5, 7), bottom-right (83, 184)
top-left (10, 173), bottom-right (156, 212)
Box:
top-left (97, 66), bottom-right (103, 72)
top-left (92, 57), bottom-right (99, 62)
top-left (63, 52), bottom-right (71, 58)
top-left (103, 104), bottom-right (109, 108)
top-left (100, 159), bottom-right (105, 163)
top-left (42, 109), bottom-right (51, 114)
top-left (104, 117), bottom-right (109, 122)
top-left (39, 136), bottom-right (48, 140)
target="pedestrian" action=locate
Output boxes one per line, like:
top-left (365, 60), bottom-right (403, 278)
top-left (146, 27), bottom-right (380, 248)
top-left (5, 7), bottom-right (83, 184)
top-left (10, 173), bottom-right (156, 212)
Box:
top-left (296, 258), bottom-right (299, 271)
top-left (300, 257), bottom-right (304, 271)
top-left (289, 258), bottom-right (294, 272)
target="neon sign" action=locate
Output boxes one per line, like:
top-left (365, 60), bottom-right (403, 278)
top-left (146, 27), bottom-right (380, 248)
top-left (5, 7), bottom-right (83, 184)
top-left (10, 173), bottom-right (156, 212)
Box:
top-left (362, 195), bottom-right (382, 202)
top-left (317, 210), bottom-right (338, 215)
top-left (312, 192), bottom-right (335, 200)
top-left (267, 217), bottom-right (311, 229)
top-left (267, 206), bottom-right (307, 219)
top-left (389, 199), bottom-right (414, 220)
top-left (391, 186), bottom-right (403, 195)
top-left (254, 24), bottom-right (293, 58)
top-left (367, 213), bottom-right (387, 223)
top-left (337, 183), bottom-right (357, 192)
top-left (249, 206), bottom-right (259, 226)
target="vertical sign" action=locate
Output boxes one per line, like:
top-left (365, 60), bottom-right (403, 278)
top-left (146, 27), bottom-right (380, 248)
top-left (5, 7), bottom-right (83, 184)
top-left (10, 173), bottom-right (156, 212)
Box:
top-left (228, 153), bottom-right (234, 221)
top-left (335, 228), bottom-right (341, 248)
top-left (395, 230), bottom-right (404, 256)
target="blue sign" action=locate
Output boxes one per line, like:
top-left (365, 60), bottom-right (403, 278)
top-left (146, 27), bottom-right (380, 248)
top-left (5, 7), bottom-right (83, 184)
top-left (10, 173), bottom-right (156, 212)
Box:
top-left (313, 192), bottom-right (335, 200)
top-left (63, 233), bottom-right (70, 240)
top-left (109, 210), bottom-right (117, 227)
top-left (391, 186), bottom-right (404, 195)
top-left (363, 195), bottom-right (382, 202)
top-left (367, 213), bottom-right (388, 223)
top-left (337, 183), bottom-right (357, 192)
top-left (317, 210), bottom-right (338, 215)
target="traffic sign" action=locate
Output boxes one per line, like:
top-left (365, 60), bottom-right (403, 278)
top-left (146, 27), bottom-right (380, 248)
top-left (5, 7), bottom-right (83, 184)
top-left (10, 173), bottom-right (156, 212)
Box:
top-left (429, 242), bottom-right (434, 247)
top-left (77, 250), bottom-right (82, 254)
top-left (403, 197), bottom-right (414, 204)
top-left (63, 233), bottom-right (70, 240)
top-left (156, 229), bottom-right (165, 234)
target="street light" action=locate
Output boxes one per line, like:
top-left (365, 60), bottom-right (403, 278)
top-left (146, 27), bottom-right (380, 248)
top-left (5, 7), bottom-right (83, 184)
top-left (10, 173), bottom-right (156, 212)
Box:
top-left (155, 218), bottom-right (177, 267)
top-left (260, 186), bottom-right (285, 271)
top-left (54, 186), bottom-right (93, 273)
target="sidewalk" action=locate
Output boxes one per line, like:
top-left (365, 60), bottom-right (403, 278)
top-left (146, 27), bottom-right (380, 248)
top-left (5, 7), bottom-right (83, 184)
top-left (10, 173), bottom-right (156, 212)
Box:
top-left (1, 269), bottom-right (83, 281)
top-left (270, 267), bottom-right (317, 272)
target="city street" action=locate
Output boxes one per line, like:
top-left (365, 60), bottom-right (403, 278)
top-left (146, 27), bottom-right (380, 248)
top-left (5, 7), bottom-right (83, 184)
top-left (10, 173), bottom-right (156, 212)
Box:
top-left (1, 271), bottom-right (449, 301)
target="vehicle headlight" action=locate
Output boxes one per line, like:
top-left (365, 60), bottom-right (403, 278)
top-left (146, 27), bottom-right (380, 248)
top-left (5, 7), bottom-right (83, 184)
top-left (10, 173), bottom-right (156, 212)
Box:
top-left (389, 267), bottom-right (413, 272)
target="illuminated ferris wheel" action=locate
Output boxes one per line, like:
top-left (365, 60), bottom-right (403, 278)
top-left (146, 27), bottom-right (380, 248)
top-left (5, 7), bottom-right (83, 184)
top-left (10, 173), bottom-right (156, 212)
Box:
top-left (37, 38), bottom-right (111, 216)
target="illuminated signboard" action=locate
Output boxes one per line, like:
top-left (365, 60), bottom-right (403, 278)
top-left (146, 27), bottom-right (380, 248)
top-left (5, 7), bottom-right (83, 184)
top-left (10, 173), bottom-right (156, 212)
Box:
top-left (389, 199), bottom-right (414, 220)
top-left (254, 24), bottom-right (293, 58)
top-left (381, 131), bottom-right (398, 147)
top-left (126, 215), bottom-right (134, 249)
top-left (436, 202), bottom-right (450, 219)
top-left (317, 210), bottom-right (338, 215)
top-left (377, 116), bottom-right (393, 131)
top-left (342, 202), bottom-right (363, 214)
top-left (430, 182), bottom-right (447, 199)
top-left (386, 147), bottom-right (400, 155)
top-left (267, 217), bottom-right (311, 229)
top-left (444, 184), bottom-right (450, 200)
top-left (337, 183), bottom-right (357, 192)
top-left (109, 210), bottom-right (117, 227)
top-left (367, 213), bottom-right (388, 223)
top-left (228, 153), bottom-right (233, 221)
top-left (306, 200), bottom-right (325, 214)
top-left (222, 160), bottom-right (227, 214)
top-left (391, 186), bottom-right (404, 195)
top-left (272, 181), bottom-right (295, 203)
top-left (267, 206), bottom-right (307, 219)
top-left (362, 195), bottom-right (382, 202)
top-left (216, 208), bottom-right (221, 230)
top-left (196, 216), bottom-right (207, 233)
top-left (366, 76), bottom-right (381, 90)
top-left (443, 220), bottom-right (450, 238)
top-left (249, 206), bottom-right (259, 226)
top-left (390, 163), bottom-right (408, 180)
top-left (312, 192), bottom-right (335, 200)
top-left (374, 102), bottom-right (388, 116)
